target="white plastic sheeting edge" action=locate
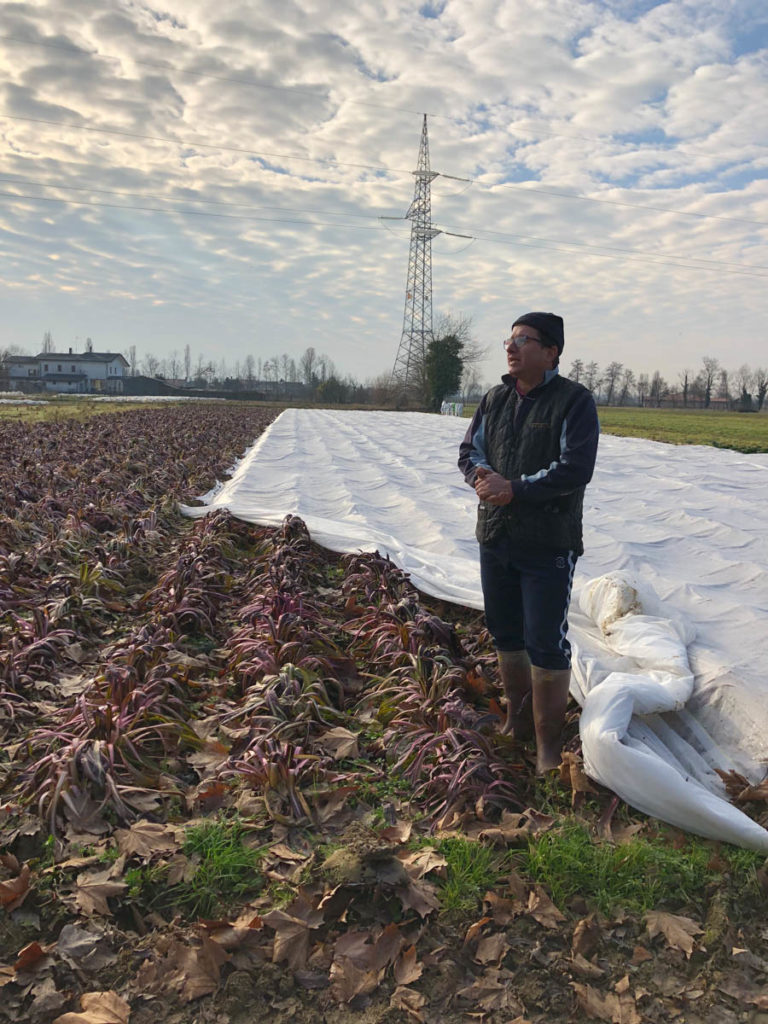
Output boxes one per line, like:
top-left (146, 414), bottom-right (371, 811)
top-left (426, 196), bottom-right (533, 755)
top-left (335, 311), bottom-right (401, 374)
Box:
top-left (181, 408), bottom-right (768, 851)
top-left (575, 574), bottom-right (768, 853)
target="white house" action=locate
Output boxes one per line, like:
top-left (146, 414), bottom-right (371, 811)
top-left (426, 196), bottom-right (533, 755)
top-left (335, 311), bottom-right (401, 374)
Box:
top-left (5, 348), bottom-right (129, 394)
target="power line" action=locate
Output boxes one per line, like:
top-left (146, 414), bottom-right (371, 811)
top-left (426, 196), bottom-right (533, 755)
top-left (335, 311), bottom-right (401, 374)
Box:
top-left (3, 108), bottom-right (767, 231)
top-left (0, 175), bottom-right (381, 220)
top-left (0, 189), bottom-right (380, 231)
top-left (2, 186), bottom-right (766, 279)
top-left (0, 113), bottom-right (412, 177)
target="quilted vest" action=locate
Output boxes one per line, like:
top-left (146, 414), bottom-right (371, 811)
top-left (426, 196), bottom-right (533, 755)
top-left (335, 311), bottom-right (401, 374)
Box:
top-left (476, 375), bottom-right (588, 554)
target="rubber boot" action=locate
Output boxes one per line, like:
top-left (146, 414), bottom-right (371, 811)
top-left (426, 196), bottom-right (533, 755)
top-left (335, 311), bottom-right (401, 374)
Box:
top-left (531, 666), bottom-right (571, 774)
top-left (497, 649), bottom-right (533, 740)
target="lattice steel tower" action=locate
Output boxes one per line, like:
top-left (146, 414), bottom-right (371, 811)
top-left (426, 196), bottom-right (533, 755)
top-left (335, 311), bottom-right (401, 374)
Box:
top-left (391, 114), bottom-right (439, 393)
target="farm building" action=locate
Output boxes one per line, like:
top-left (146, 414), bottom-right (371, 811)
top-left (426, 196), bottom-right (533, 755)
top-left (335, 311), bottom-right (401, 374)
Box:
top-left (3, 347), bottom-right (129, 394)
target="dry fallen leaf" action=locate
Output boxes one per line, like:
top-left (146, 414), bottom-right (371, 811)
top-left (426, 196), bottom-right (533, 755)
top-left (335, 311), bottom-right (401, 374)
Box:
top-left (718, 974), bottom-right (768, 1010)
top-left (74, 869), bottom-right (127, 917)
top-left (399, 847), bottom-right (446, 880)
top-left (136, 936), bottom-right (228, 1003)
top-left (570, 953), bottom-right (605, 979)
top-left (572, 982), bottom-right (621, 1022)
top-left (645, 910), bottom-right (703, 959)
top-left (390, 986), bottom-right (426, 1020)
top-left (474, 932), bottom-right (508, 965)
top-left (394, 945), bottom-right (423, 986)
top-left (329, 957), bottom-right (384, 1003)
top-left (113, 821), bottom-right (179, 859)
top-left (314, 726), bottom-right (359, 760)
top-left (527, 886), bottom-right (566, 929)
top-left (457, 968), bottom-right (525, 1014)
top-left (262, 909), bottom-right (313, 971)
top-left (572, 915), bottom-right (602, 959)
top-left (483, 891), bottom-right (521, 926)
top-left (51, 990), bottom-right (131, 1024)
top-left (0, 862), bottom-right (31, 911)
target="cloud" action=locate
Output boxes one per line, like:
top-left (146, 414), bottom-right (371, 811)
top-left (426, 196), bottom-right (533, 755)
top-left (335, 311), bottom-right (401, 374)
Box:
top-left (0, 0), bottom-right (766, 386)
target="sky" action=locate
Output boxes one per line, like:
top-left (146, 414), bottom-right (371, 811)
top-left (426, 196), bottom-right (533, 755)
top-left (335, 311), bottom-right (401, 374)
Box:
top-left (1, 0), bottom-right (767, 388)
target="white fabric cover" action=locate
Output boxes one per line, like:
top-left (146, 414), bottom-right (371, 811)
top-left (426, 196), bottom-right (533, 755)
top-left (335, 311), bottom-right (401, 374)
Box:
top-left (181, 408), bottom-right (768, 851)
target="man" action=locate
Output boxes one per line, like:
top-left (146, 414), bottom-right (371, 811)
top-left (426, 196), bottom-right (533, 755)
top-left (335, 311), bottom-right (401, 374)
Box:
top-left (458, 312), bottom-right (599, 773)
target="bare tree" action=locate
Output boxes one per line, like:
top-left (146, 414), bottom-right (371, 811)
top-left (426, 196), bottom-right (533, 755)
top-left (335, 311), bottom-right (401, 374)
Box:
top-left (127, 345), bottom-right (138, 376)
top-left (569, 358), bottom-right (584, 383)
top-left (717, 367), bottom-right (730, 405)
top-left (618, 368), bottom-right (635, 406)
top-left (636, 373), bottom-right (650, 406)
top-left (42, 330), bottom-right (53, 353)
top-left (733, 364), bottom-right (753, 402)
top-left (142, 353), bottom-right (161, 377)
top-left (602, 361), bottom-right (623, 405)
top-left (299, 347), bottom-right (318, 385)
top-left (753, 367), bottom-right (767, 411)
top-left (678, 369), bottom-right (692, 407)
top-left (649, 371), bottom-right (669, 407)
top-left (168, 350), bottom-right (181, 380)
top-left (184, 344), bottom-right (191, 381)
top-left (243, 354), bottom-right (255, 383)
top-left (583, 361), bottom-right (601, 394)
top-left (700, 356), bottom-right (719, 408)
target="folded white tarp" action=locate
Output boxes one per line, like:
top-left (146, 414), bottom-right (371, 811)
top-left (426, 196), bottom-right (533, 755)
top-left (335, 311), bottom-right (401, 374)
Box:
top-left (181, 408), bottom-right (768, 851)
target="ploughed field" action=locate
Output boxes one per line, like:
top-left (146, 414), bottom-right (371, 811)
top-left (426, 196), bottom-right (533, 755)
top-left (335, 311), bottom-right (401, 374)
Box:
top-left (1, 402), bottom-right (767, 1024)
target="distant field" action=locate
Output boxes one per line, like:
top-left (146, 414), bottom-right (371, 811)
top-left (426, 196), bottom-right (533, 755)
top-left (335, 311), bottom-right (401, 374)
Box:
top-left (597, 407), bottom-right (768, 453)
top-left (462, 404), bottom-right (768, 454)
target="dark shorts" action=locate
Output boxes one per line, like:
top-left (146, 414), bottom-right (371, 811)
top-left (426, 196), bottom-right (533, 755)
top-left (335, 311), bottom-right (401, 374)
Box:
top-left (479, 534), bottom-right (577, 670)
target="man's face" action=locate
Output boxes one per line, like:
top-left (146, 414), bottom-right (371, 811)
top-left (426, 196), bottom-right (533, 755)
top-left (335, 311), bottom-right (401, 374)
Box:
top-left (505, 325), bottom-right (557, 379)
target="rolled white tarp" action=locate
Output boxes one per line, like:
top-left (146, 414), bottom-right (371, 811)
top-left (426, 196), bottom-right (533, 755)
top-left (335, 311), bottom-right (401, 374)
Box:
top-left (181, 408), bottom-right (768, 851)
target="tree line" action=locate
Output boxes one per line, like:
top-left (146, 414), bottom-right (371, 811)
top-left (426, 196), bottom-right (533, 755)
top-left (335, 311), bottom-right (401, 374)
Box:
top-left (566, 356), bottom-right (767, 411)
top-left (3, 332), bottom-right (766, 413)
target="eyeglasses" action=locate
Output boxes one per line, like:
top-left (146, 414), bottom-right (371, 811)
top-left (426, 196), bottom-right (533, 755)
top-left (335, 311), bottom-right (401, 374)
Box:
top-left (502, 334), bottom-right (540, 350)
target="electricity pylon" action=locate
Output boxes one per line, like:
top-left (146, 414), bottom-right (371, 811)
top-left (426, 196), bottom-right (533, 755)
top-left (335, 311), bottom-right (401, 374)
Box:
top-left (390, 115), bottom-right (439, 395)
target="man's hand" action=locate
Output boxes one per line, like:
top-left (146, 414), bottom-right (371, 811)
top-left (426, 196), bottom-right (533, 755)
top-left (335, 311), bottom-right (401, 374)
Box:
top-left (474, 466), bottom-right (513, 506)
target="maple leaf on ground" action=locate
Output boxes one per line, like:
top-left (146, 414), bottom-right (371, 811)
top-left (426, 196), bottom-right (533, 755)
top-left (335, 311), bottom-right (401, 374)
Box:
top-left (397, 877), bottom-right (440, 918)
top-left (464, 916), bottom-right (492, 946)
top-left (51, 990), bottom-right (130, 1024)
top-left (394, 945), bottom-right (423, 986)
top-left (399, 847), bottom-right (446, 880)
top-left (113, 820), bottom-right (180, 859)
top-left (390, 985), bottom-right (427, 1021)
top-left (14, 941), bottom-right (56, 974)
top-left (262, 909), bottom-right (314, 971)
top-left (559, 752), bottom-right (599, 808)
top-left (456, 968), bottom-right (525, 1014)
top-left (136, 936), bottom-right (229, 1003)
top-left (473, 807), bottom-right (555, 846)
top-left (483, 891), bottom-right (522, 926)
top-left (572, 915), bottom-right (602, 959)
top-left (572, 982), bottom-right (621, 1022)
top-left (0, 862), bottom-right (31, 912)
top-left (718, 973), bottom-right (768, 1009)
top-left (570, 952), bottom-right (605, 979)
top-left (645, 910), bottom-right (703, 959)
top-left (474, 932), bottom-right (508, 965)
top-left (329, 957), bottom-right (385, 1003)
top-left (526, 885), bottom-right (566, 929)
top-left (380, 819), bottom-right (413, 845)
top-left (74, 869), bottom-right (127, 917)
top-left (313, 726), bottom-right (359, 760)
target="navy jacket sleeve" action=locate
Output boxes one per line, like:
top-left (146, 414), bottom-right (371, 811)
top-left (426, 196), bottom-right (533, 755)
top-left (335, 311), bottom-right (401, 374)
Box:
top-left (457, 393), bottom-right (493, 487)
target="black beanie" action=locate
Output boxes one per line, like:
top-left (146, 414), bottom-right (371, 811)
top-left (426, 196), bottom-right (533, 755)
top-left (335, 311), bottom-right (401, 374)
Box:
top-left (512, 312), bottom-right (564, 355)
